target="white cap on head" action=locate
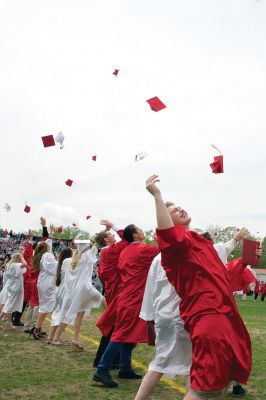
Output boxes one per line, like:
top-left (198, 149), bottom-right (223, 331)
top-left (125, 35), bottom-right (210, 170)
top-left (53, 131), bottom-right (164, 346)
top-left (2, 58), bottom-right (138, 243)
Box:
top-left (74, 239), bottom-right (91, 252)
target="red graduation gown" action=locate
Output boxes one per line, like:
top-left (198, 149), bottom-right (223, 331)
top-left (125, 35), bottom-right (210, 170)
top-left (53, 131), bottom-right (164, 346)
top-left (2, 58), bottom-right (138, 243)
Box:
top-left (98, 230), bottom-right (127, 305)
top-left (156, 225), bottom-right (251, 390)
top-left (98, 242), bottom-right (159, 342)
top-left (23, 241), bottom-right (33, 302)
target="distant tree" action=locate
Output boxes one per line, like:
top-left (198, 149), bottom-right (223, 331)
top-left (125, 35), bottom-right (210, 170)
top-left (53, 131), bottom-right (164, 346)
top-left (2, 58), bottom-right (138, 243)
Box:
top-left (144, 229), bottom-right (156, 245)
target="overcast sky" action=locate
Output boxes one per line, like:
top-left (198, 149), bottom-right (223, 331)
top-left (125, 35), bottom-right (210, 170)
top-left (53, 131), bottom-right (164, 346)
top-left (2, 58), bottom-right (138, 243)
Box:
top-left (0, 0), bottom-right (266, 236)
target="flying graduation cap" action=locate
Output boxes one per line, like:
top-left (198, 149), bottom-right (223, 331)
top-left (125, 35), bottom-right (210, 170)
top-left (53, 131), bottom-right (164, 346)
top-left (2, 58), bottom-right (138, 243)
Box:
top-left (24, 204), bottom-right (31, 213)
top-left (86, 215), bottom-right (91, 220)
top-left (210, 144), bottom-right (224, 174)
top-left (72, 223), bottom-right (77, 227)
top-left (92, 155), bottom-right (97, 161)
top-left (4, 203), bottom-right (11, 212)
top-left (42, 135), bottom-right (56, 148)
top-left (57, 226), bottom-right (63, 233)
top-left (146, 96), bottom-right (167, 112)
top-left (65, 179), bottom-right (74, 187)
top-left (135, 151), bottom-right (148, 162)
top-left (55, 132), bottom-right (65, 149)
top-left (112, 69), bottom-right (119, 76)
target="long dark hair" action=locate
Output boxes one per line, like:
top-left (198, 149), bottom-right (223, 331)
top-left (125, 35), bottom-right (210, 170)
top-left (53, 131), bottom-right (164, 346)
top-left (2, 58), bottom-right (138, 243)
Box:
top-left (56, 247), bottom-right (73, 286)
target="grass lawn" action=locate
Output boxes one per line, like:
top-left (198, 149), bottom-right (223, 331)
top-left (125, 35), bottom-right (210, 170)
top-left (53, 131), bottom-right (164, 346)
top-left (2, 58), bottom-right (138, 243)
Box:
top-left (0, 297), bottom-right (265, 400)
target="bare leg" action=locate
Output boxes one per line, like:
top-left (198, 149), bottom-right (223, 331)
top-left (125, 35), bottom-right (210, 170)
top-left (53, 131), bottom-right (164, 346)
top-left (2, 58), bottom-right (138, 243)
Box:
top-left (47, 325), bottom-right (57, 340)
top-left (135, 370), bottom-right (163, 400)
top-left (53, 323), bottom-right (67, 342)
top-left (35, 312), bottom-right (47, 329)
top-left (73, 311), bottom-right (85, 342)
top-left (184, 388), bottom-right (226, 400)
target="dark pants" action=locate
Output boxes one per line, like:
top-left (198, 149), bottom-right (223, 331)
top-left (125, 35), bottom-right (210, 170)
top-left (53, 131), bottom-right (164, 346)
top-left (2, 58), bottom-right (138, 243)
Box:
top-left (12, 301), bottom-right (27, 325)
top-left (254, 293), bottom-right (259, 300)
top-left (97, 342), bottom-right (133, 374)
top-left (93, 330), bottom-right (120, 367)
top-left (261, 295), bottom-right (265, 301)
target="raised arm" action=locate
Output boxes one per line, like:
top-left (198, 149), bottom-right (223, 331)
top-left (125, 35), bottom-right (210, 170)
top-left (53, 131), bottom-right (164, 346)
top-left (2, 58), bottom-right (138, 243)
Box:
top-left (146, 175), bottom-right (174, 229)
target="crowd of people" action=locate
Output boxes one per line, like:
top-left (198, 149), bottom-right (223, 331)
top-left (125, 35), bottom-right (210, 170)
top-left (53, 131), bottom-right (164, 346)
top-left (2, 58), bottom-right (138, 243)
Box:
top-left (0, 175), bottom-right (264, 400)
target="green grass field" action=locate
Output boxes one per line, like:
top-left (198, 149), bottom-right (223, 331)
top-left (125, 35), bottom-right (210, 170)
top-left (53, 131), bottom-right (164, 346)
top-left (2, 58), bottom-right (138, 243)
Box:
top-left (0, 298), bottom-right (265, 400)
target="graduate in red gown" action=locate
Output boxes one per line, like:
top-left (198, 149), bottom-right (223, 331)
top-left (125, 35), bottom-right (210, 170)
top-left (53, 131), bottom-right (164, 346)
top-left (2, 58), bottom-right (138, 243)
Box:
top-left (93, 224), bottom-right (159, 388)
top-left (93, 220), bottom-right (129, 368)
top-left (145, 175), bottom-right (251, 400)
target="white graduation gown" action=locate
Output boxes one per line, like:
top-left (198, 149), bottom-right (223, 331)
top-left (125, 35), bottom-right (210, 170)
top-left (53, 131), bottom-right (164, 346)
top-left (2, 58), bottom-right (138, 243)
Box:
top-left (0, 272), bottom-right (8, 305)
top-left (2, 263), bottom-right (26, 313)
top-left (50, 259), bottom-right (70, 326)
top-left (140, 254), bottom-right (192, 378)
top-left (56, 249), bottom-right (103, 326)
top-left (37, 253), bottom-right (57, 313)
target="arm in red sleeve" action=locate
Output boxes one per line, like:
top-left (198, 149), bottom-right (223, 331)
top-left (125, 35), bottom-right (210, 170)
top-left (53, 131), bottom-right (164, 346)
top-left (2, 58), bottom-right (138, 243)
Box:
top-left (41, 226), bottom-right (49, 241)
top-left (23, 242), bottom-right (33, 266)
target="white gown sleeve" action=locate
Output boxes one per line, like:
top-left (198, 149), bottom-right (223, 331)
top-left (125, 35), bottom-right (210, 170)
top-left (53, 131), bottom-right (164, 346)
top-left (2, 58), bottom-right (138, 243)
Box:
top-left (139, 255), bottom-right (160, 321)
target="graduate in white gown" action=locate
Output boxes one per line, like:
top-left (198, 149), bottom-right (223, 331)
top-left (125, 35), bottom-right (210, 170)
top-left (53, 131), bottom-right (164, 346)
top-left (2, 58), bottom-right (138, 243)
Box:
top-left (47, 247), bottom-right (73, 342)
top-left (135, 254), bottom-right (191, 400)
top-left (52, 240), bottom-right (104, 348)
top-left (30, 239), bottom-right (57, 340)
top-left (0, 252), bottom-right (27, 325)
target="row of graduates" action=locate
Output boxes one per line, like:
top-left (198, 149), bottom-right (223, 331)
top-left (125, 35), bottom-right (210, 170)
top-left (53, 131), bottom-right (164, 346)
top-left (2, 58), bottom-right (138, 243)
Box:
top-left (0, 178), bottom-right (262, 400)
top-left (91, 213), bottom-right (258, 400)
top-left (0, 218), bottom-right (104, 347)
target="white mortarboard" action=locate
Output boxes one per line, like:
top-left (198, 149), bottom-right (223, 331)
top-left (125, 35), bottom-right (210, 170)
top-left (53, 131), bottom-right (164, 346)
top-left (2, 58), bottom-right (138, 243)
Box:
top-left (4, 203), bottom-right (11, 212)
top-left (135, 151), bottom-right (148, 162)
top-left (55, 132), bottom-right (65, 149)
top-left (74, 239), bottom-right (91, 252)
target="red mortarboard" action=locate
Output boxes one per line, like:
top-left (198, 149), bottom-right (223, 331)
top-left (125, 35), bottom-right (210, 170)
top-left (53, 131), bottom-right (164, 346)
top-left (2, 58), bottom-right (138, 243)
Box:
top-left (41, 135), bottom-right (55, 148)
top-left (112, 69), bottom-right (119, 76)
top-left (242, 239), bottom-right (261, 266)
top-left (146, 96), bottom-right (166, 112)
top-left (57, 226), bottom-right (63, 233)
top-left (86, 215), bottom-right (91, 220)
top-left (210, 155), bottom-right (224, 174)
top-left (92, 155), bottom-right (97, 161)
top-left (65, 179), bottom-right (73, 187)
top-left (72, 223), bottom-right (77, 227)
top-left (24, 205), bottom-right (31, 213)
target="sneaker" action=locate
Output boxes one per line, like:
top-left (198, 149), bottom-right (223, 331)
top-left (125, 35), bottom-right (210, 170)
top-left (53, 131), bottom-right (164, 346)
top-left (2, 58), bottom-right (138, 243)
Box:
top-left (118, 370), bottom-right (142, 379)
top-left (232, 385), bottom-right (246, 397)
top-left (93, 372), bottom-right (118, 388)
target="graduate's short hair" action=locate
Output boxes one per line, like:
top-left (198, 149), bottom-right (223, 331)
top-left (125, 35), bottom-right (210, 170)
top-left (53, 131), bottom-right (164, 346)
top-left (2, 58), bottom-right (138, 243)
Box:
top-left (122, 224), bottom-right (137, 243)
top-left (95, 231), bottom-right (109, 248)
top-left (201, 232), bottom-right (213, 243)
top-left (165, 201), bottom-right (175, 208)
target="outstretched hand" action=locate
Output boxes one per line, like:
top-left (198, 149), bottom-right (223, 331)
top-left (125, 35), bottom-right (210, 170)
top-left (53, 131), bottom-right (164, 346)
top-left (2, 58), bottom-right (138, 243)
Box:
top-left (100, 220), bottom-right (114, 231)
top-left (234, 228), bottom-right (249, 242)
top-left (146, 175), bottom-right (161, 197)
top-left (40, 217), bottom-right (46, 227)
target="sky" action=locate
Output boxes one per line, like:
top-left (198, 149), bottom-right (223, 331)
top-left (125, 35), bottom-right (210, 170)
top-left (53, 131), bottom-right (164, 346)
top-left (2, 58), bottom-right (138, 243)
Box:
top-left (0, 0), bottom-right (266, 236)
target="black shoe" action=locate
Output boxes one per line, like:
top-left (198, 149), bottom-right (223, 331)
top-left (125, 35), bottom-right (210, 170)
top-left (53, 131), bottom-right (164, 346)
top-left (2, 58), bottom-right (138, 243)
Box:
top-left (40, 331), bottom-right (47, 337)
top-left (24, 329), bottom-right (31, 333)
top-left (12, 321), bottom-right (24, 327)
top-left (118, 370), bottom-right (142, 379)
top-left (232, 385), bottom-right (246, 397)
top-left (93, 372), bottom-right (118, 388)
